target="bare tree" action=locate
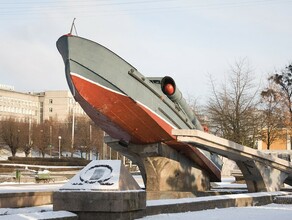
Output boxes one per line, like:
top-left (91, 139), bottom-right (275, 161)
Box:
top-left (260, 78), bottom-right (285, 149)
top-left (266, 64), bottom-right (292, 148)
top-left (91, 123), bottom-right (104, 159)
top-left (31, 118), bottom-right (74, 158)
top-left (74, 116), bottom-right (103, 159)
top-left (0, 118), bottom-right (28, 156)
top-left (207, 59), bottom-right (260, 147)
top-left (22, 120), bottom-right (34, 157)
top-left (269, 64), bottom-right (292, 118)
top-left (74, 116), bottom-right (89, 158)
top-left (32, 120), bottom-right (53, 157)
top-left (23, 142), bottom-right (33, 157)
top-left (186, 94), bottom-right (209, 131)
top-left (56, 121), bottom-right (71, 157)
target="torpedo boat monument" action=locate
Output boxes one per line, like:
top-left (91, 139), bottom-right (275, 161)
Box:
top-left (53, 31), bottom-right (292, 219)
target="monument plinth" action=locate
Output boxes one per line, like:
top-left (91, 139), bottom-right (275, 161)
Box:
top-left (53, 160), bottom-right (146, 220)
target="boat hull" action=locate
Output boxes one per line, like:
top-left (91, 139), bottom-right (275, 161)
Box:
top-left (57, 34), bottom-right (221, 181)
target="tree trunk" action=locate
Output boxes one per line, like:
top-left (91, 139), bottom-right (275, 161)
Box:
top-left (267, 132), bottom-right (270, 150)
top-left (11, 147), bottom-right (17, 157)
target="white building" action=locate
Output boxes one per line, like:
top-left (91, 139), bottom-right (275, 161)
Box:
top-left (0, 84), bottom-right (85, 123)
top-left (38, 90), bottom-right (85, 122)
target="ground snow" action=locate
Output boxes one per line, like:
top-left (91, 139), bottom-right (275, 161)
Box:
top-left (0, 205), bottom-right (77, 220)
top-left (139, 204), bottom-right (292, 220)
top-left (0, 205), bottom-right (52, 216)
top-left (0, 183), bottom-right (62, 193)
top-left (0, 211), bottom-right (76, 220)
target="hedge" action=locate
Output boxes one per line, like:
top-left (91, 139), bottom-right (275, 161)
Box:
top-left (3, 156), bottom-right (90, 166)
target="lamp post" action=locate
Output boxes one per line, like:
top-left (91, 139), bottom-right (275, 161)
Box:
top-left (58, 136), bottom-right (62, 159)
top-left (71, 102), bottom-right (75, 149)
top-left (49, 125), bottom-right (52, 157)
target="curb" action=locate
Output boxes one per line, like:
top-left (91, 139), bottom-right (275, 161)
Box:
top-left (274, 195), bottom-right (292, 204)
top-left (145, 191), bottom-right (292, 216)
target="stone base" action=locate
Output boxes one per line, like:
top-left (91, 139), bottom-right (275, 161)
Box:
top-left (145, 192), bottom-right (292, 216)
top-left (147, 191), bottom-right (197, 200)
top-left (77, 210), bottom-right (144, 220)
top-left (0, 191), bottom-right (52, 208)
top-left (274, 195), bottom-right (292, 204)
top-left (53, 160), bottom-right (146, 220)
top-left (53, 191), bottom-right (146, 220)
top-left (144, 156), bottom-right (210, 191)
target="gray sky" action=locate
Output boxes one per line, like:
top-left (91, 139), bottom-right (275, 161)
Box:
top-left (0, 0), bottom-right (291, 103)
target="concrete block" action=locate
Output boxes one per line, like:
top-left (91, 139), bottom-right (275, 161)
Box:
top-left (274, 195), bottom-right (292, 204)
top-left (53, 160), bottom-right (146, 220)
top-left (144, 156), bottom-right (210, 192)
top-left (0, 191), bottom-right (52, 208)
top-left (54, 191), bottom-right (146, 212)
top-left (145, 191), bottom-right (292, 216)
top-left (59, 160), bottom-right (140, 191)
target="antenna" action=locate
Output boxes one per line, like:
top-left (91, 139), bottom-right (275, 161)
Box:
top-left (69, 18), bottom-right (78, 36)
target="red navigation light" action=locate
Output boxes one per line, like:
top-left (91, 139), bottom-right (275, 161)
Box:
top-left (164, 83), bottom-right (175, 95)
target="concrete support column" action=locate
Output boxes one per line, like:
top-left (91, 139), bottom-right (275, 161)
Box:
top-left (173, 129), bottom-right (292, 193)
top-left (143, 156), bottom-right (209, 192)
top-left (236, 160), bottom-right (288, 192)
top-left (105, 137), bottom-right (211, 198)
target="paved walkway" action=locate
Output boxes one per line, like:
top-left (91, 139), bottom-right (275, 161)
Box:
top-left (0, 183), bottom-right (62, 193)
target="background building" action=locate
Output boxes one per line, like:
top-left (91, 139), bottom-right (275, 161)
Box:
top-left (0, 84), bottom-right (39, 123)
top-left (38, 90), bottom-right (85, 122)
top-left (258, 128), bottom-right (291, 151)
top-left (0, 84), bottom-right (85, 123)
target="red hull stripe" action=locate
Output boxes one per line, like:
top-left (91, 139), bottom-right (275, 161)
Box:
top-left (70, 72), bottom-right (175, 144)
top-left (70, 72), bottom-right (177, 129)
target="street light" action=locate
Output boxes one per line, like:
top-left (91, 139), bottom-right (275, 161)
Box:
top-left (58, 136), bottom-right (62, 159)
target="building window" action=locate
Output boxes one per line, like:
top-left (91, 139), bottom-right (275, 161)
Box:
top-left (49, 99), bottom-right (53, 104)
top-left (49, 107), bottom-right (53, 112)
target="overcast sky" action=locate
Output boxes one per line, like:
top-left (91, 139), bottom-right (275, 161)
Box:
top-left (0, 0), bottom-right (291, 103)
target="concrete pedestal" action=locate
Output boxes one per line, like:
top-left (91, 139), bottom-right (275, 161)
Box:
top-left (53, 160), bottom-right (146, 220)
top-left (236, 160), bottom-right (288, 192)
top-left (105, 138), bottom-right (211, 196)
top-left (54, 191), bottom-right (146, 220)
top-left (144, 156), bottom-right (210, 192)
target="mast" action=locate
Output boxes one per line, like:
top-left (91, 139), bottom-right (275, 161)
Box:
top-left (69, 18), bottom-right (78, 35)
